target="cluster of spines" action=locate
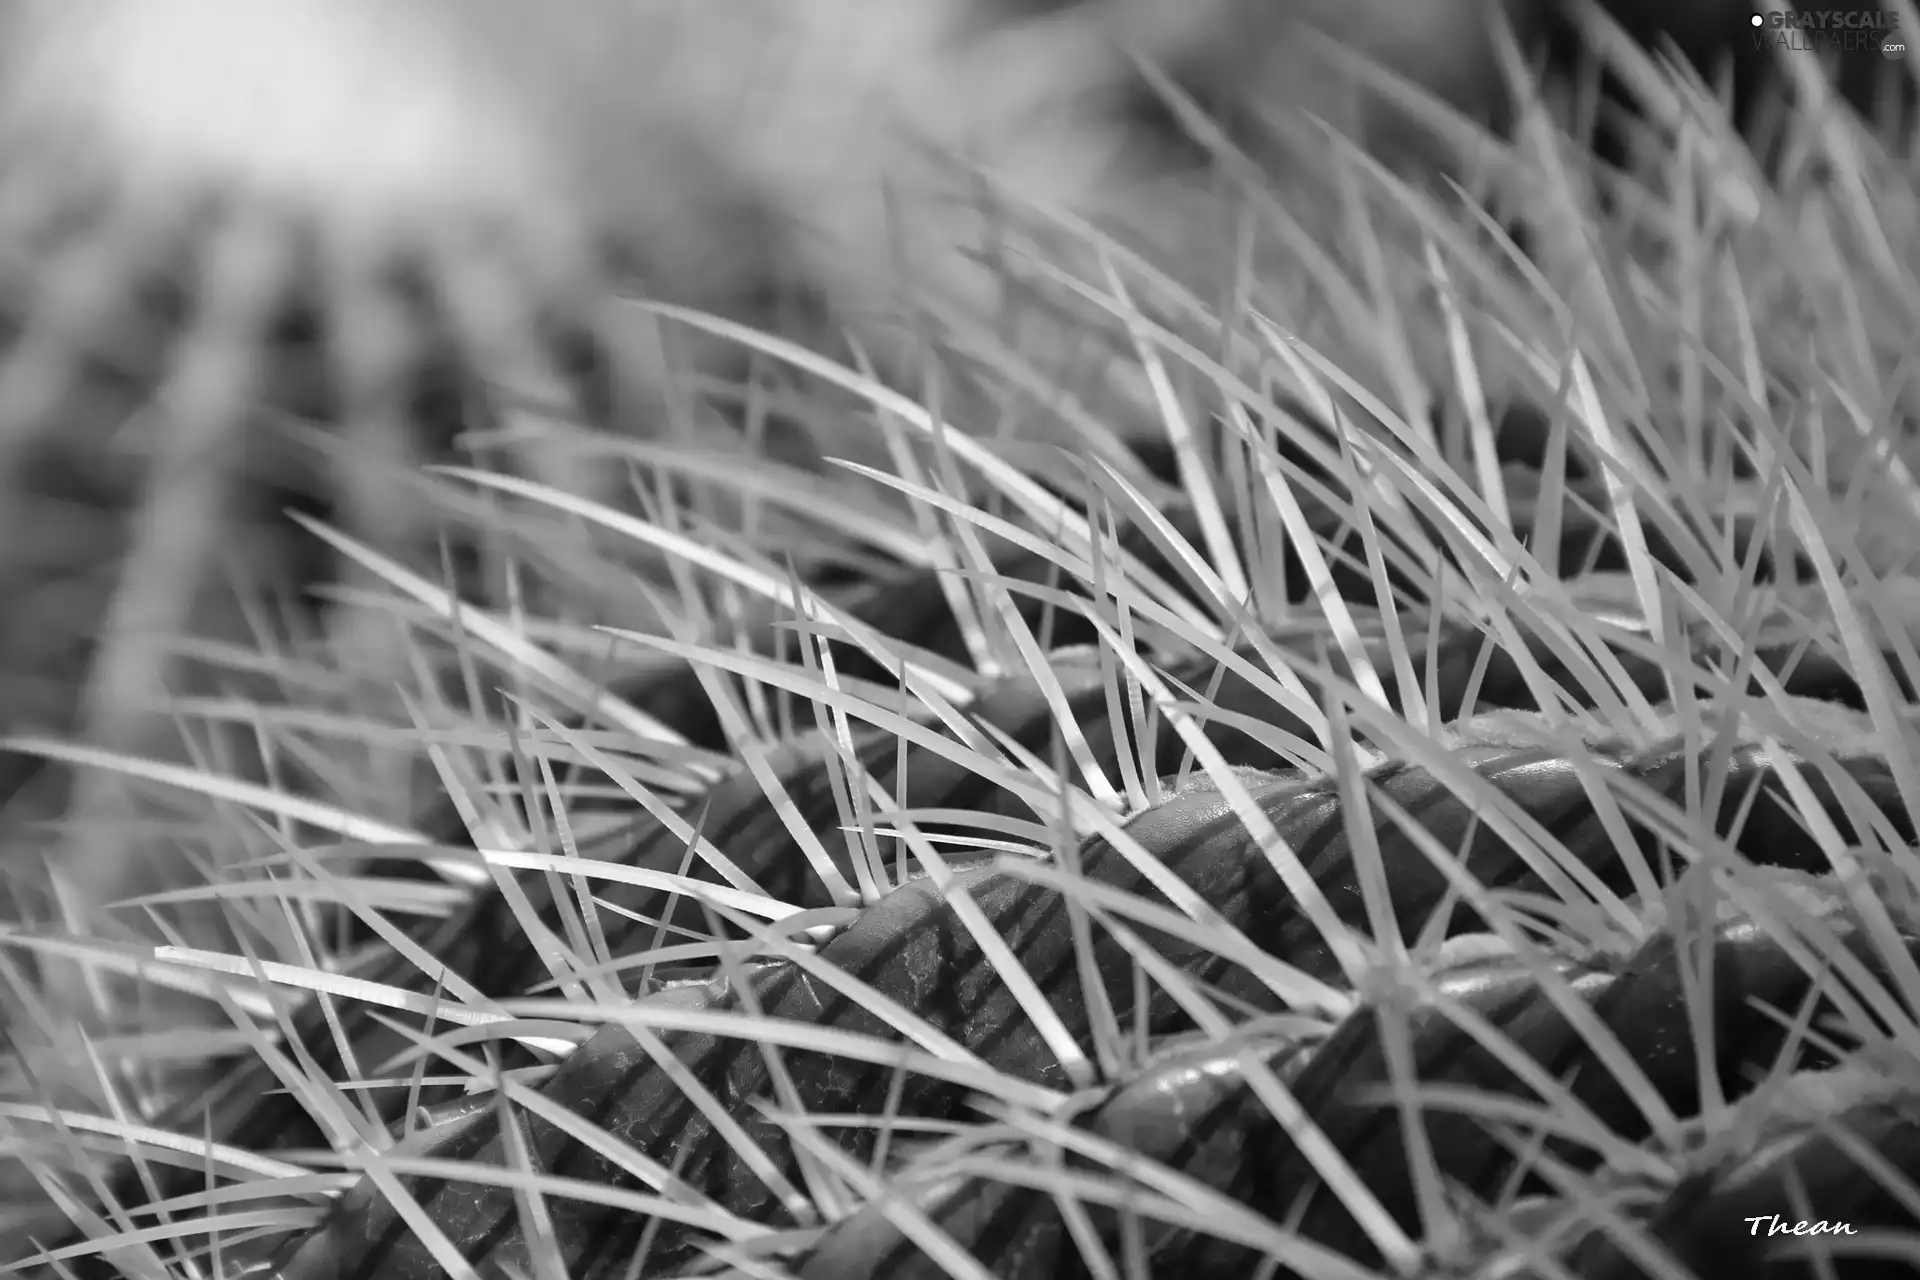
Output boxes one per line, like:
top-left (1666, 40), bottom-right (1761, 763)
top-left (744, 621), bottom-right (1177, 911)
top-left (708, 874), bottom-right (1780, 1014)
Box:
top-left (35, 506), bottom-right (1918, 1279)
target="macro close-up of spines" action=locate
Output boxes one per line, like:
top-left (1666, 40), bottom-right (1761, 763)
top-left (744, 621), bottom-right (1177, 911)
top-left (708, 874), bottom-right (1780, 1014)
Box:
top-left (4, 1), bottom-right (1920, 1278)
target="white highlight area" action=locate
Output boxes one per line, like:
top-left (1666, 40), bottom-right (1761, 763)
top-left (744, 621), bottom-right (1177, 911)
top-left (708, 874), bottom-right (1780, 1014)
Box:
top-left (2, 0), bottom-right (562, 233)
